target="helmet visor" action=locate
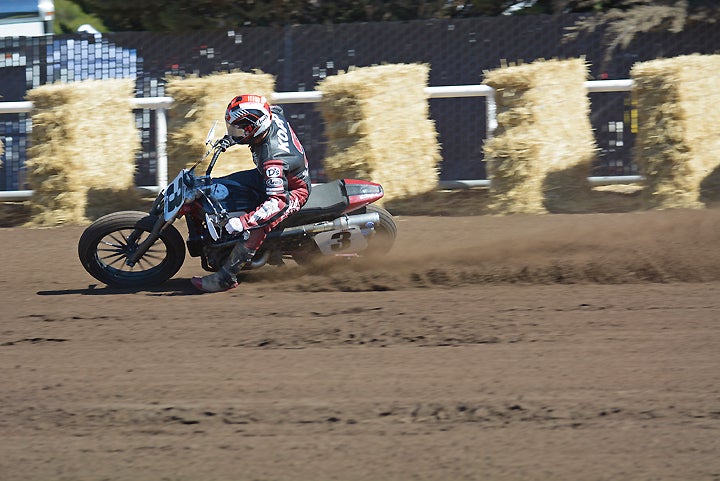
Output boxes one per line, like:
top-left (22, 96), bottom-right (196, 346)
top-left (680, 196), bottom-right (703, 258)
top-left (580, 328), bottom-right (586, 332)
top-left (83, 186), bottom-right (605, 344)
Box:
top-left (227, 119), bottom-right (256, 143)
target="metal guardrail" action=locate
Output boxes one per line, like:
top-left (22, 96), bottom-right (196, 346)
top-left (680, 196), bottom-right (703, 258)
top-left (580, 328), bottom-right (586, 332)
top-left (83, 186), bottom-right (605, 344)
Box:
top-left (0, 81), bottom-right (642, 201)
top-left (0, 97), bottom-right (174, 201)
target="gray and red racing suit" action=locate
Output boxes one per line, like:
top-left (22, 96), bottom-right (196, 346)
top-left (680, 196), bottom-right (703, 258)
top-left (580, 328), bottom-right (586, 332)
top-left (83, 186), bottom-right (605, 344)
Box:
top-left (224, 106), bottom-right (311, 252)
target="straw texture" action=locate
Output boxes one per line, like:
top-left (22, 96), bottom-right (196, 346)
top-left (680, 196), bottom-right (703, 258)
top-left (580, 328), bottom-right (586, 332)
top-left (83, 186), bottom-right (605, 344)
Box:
top-left (317, 64), bottom-right (441, 203)
top-left (25, 78), bottom-right (140, 225)
top-left (166, 70), bottom-right (275, 177)
top-left (631, 54), bottom-right (720, 209)
top-left (483, 58), bottom-right (597, 214)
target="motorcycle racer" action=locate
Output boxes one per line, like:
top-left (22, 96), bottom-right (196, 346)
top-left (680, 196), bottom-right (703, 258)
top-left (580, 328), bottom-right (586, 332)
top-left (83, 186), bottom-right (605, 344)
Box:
top-left (191, 94), bottom-right (312, 293)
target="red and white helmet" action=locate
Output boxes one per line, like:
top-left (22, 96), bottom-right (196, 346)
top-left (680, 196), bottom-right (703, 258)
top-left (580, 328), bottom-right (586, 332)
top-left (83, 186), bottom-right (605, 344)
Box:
top-left (225, 94), bottom-right (272, 144)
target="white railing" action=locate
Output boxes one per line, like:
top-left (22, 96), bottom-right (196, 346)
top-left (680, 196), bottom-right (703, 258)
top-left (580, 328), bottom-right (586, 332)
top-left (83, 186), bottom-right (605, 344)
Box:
top-left (0, 80), bottom-right (641, 201)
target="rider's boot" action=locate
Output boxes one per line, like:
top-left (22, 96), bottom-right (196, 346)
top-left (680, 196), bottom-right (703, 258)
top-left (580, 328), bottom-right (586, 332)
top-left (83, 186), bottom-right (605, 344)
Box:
top-left (191, 241), bottom-right (255, 293)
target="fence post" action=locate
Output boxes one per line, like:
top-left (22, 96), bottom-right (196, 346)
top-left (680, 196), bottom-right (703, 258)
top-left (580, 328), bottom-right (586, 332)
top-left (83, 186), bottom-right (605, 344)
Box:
top-left (156, 107), bottom-right (168, 189)
top-left (486, 89), bottom-right (497, 139)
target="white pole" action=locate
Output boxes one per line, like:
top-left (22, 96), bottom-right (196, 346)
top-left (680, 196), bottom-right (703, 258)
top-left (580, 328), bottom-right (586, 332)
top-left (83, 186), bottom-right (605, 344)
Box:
top-left (155, 107), bottom-right (168, 189)
top-left (584, 79), bottom-right (634, 93)
top-left (486, 89), bottom-right (497, 139)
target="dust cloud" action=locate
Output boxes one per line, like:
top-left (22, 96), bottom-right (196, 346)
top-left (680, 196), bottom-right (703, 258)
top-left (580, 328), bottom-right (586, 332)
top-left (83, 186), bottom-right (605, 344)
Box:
top-left (245, 208), bottom-right (720, 291)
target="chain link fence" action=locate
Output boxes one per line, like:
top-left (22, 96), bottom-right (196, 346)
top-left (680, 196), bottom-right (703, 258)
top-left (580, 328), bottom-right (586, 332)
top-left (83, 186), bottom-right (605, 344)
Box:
top-left (2, 14), bottom-right (720, 190)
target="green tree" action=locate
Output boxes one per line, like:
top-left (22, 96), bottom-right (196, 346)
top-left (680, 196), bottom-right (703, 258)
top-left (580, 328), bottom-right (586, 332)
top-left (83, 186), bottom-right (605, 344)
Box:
top-left (55, 0), bottom-right (108, 34)
top-left (554, 0), bottom-right (720, 60)
top-left (75, 0), bottom-right (512, 31)
top-left (69, 0), bottom-right (720, 39)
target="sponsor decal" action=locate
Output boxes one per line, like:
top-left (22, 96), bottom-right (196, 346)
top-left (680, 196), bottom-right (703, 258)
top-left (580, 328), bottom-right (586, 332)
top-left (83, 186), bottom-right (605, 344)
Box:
top-left (255, 115), bottom-right (270, 135)
top-left (266, 166), bottom-right (282, 178)
top-left (273, 116), bottom-right (291, 154)
top-left (266, 177), bottom-right (284, 188)
top-left (265, 176), bottom-right (284, 195)
top-left (245, 95), bottom-right (265, 104)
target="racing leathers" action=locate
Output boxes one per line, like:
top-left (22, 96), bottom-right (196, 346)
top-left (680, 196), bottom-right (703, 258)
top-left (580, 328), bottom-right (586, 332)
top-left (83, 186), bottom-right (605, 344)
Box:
top-left (191, 106), bottom-right (311, 292)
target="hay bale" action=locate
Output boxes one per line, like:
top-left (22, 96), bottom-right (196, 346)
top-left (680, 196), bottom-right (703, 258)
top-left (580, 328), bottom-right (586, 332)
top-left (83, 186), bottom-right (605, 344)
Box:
top-left (483, 58), bottom-right (597, 214)
top-left (25, 78), bottom-right (140, 225)
top-left (631, 54), bottom-right (720, 209)
top-left (317, 64), bottom-right (441, 203)
top-left (165, 70), bottom-right (275, 177)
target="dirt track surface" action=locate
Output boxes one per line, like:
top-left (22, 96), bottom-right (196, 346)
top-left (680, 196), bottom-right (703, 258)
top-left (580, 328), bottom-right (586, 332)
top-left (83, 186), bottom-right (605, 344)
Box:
top-left (2, 209), bottom-right (720, 481)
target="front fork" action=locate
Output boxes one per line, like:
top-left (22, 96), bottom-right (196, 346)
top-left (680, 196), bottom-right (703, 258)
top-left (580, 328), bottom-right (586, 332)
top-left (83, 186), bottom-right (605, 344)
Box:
top-left (125, 193), bottom-right (173, 267)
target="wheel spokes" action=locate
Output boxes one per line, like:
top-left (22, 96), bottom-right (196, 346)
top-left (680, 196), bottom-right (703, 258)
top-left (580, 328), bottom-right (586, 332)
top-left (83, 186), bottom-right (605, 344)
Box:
top-left (95, 228), bottom-right (168, 274)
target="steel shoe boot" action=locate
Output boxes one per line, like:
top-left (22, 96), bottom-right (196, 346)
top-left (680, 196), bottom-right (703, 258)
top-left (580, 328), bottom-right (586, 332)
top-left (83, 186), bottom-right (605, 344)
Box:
top-left (191, 240), bottom-right (255, 293)
top-left (191, 268), bottom-right (238, 293)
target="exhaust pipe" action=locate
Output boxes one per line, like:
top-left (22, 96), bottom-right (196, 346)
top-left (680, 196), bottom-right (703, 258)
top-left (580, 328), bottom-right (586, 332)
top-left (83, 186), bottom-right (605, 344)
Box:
top-left (213, 212), bottom-right (381, 259)
top-left (249, 249), bottom-right (271, 269)
top-left (273, 212), bottom-right (380, 238)
top-left (248, 212), bottom-right (380, 268)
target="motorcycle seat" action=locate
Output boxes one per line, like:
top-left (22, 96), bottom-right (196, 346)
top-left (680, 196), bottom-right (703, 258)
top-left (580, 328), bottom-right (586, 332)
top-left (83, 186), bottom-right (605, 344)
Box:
top-left (281, 179), bottom-right (349, 227)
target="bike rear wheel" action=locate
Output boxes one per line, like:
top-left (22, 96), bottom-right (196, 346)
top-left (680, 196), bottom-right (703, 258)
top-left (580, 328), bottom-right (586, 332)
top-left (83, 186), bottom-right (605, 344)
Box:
top-left (78, 211), bottom-right (185, 288)
top-left (362, 204), bottom-right (397, 257)
top-left (291, 204), bottom-right (397, 266)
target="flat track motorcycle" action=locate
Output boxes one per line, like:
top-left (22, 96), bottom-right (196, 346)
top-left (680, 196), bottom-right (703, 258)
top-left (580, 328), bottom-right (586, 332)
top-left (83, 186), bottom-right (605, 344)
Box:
top-left (78, 124), bottom-right (397, 288)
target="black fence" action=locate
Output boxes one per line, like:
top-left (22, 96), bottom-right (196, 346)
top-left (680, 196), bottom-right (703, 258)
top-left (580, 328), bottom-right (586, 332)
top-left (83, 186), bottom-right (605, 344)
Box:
top-left (2, 14), bottom-right (720, 190)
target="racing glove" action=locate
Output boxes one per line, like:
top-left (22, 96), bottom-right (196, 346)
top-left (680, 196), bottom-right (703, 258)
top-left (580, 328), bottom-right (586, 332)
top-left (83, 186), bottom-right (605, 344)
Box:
top-left (224, 217), bottom-right (245, 236)
top-left (217, 135), bottom-right (235, 151)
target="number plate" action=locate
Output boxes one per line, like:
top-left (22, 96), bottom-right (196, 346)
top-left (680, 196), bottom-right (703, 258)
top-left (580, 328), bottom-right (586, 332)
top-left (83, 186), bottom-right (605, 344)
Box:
top-left (313, 227), bottom-right (368, 255)
top-left (164, 170), bottom-right (187, 221)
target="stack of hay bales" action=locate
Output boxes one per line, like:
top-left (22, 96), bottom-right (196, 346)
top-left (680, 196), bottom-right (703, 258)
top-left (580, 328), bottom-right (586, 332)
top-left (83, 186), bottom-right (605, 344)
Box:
top-left (25, 78), bottom-right (140, 225)
top-left (317, 63), bottom-right (441, 203)
top-left (165, 70), bottom-right (275, 177)
top-left (631, 54), bottom-right (720, 209)
top-left (483, 58), bottom-right (597, 214)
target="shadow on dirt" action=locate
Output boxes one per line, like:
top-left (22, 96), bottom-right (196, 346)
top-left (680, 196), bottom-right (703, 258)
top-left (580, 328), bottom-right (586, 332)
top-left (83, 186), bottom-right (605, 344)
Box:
top-left (37, 278), bottom-right (201, 296)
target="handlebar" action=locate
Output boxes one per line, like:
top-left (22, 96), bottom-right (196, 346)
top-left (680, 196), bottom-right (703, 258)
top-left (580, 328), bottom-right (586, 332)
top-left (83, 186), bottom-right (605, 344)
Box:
top-left (205, 145), bottom-right (224, 177)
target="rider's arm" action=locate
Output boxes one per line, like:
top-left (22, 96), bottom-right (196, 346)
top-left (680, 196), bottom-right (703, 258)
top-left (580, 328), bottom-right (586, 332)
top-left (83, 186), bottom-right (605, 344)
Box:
top-left (236, 158), bottom-right (290, 231)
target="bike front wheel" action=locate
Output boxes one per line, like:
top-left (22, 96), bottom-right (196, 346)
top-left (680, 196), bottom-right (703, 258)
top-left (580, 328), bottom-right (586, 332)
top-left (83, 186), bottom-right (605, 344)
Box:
top-left (77, 211), bottom-right (185, 288)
